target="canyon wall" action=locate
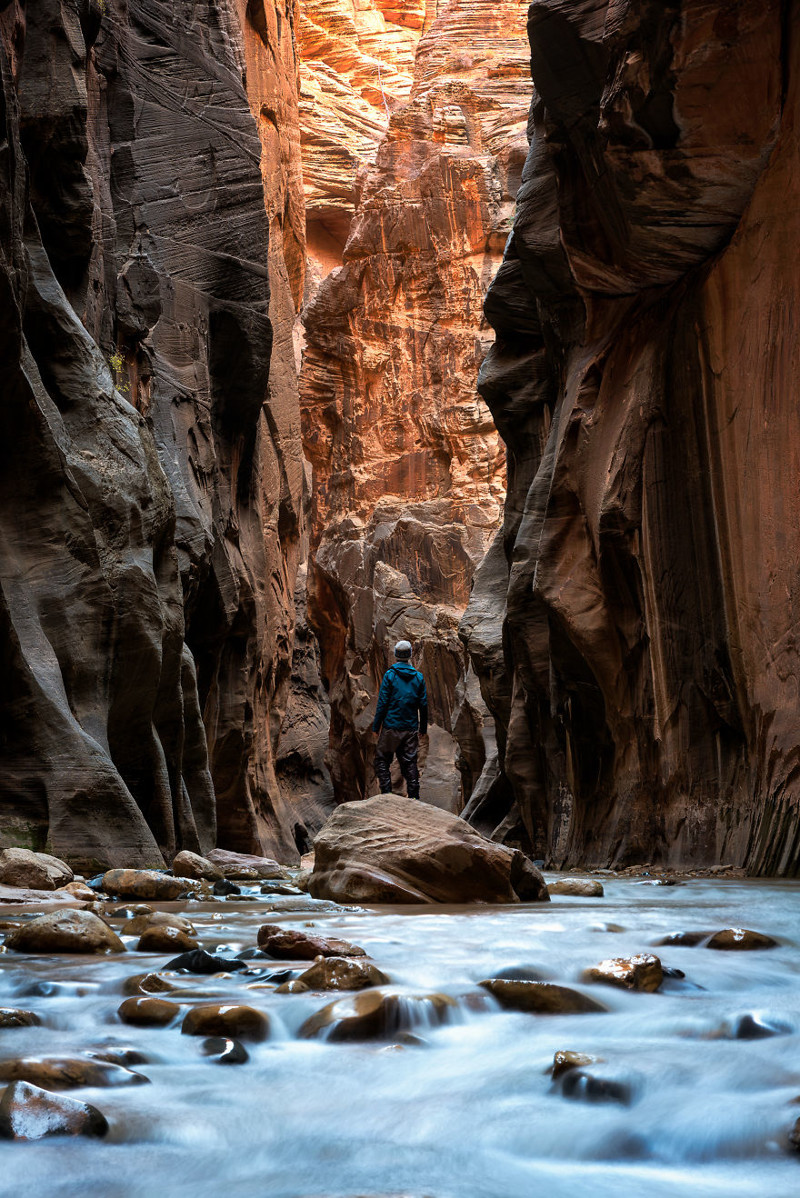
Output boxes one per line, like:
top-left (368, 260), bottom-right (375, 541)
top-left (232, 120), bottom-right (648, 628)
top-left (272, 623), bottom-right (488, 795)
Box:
top-left (467, 0), bottom-right (800, 872)
top-left (299, 0), bottom-right (532, 810)
top-left (0, 0), bottom-right (307, 868)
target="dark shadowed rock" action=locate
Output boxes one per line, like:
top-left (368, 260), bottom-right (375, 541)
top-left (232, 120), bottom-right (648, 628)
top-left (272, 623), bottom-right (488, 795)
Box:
top-left (559, 1067), bottom-right (639, 1107)
top-left (6, 911), bottom-right (125, 954)
top-left (165, 950), bottom-right (247, 975)
top-left (0, 1082), bottom-right (109, 1140)
top-left (199, 1038), bottom-right (249, 1065)
top-left (310, 795), bottom-right (548, 904)
top-left (0, 1009), bottom-right (40, 1028)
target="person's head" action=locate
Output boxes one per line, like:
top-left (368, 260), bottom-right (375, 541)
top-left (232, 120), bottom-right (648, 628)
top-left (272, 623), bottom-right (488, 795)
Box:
top-left (394, 640), bottom-right (412, 661)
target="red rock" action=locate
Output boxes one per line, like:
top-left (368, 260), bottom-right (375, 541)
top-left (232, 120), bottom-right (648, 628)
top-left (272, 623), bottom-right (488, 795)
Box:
top-left (257, 925), bottom-right (366, 959)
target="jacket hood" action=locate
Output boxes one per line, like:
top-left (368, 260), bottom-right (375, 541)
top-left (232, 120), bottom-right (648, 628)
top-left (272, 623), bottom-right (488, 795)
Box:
top-left (390, 661), bottom-right (418, 675)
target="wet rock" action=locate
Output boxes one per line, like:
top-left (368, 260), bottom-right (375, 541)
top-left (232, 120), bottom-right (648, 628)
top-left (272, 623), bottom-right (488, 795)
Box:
top-left (136, 925), bottom-right (199, 954)
top-left (789, 1116), bottom-right (800, 1154)
top-left (296, 957), bottom-right (389, 991)
top-left (199, 1037), bottom-right (249, 1065)
top-left (0, 1081), bottom-right (108, 1140)
top-left (0, 1009), bottom-right (40, 1028)
top-left (0, 1057), bottom-right (146, 1089)
top-left (165, 949), bottom-right (247, 974)
top-left (101, 870), bottom-right (195, 901)
top-left (300, 991), bottom-right (456, 1042)
top-left (181, 1004), bottom-right (269, 1042)
top-left (172, 851), bottom-right (224, 882)
top-left (706, 929), bottom-right (778, 951)
top-left (88, 1047), bottom-right (150, 1068)
top-left (492, 965), bottom-right (550, 982)
top-left (57, 881), bottom-right (97, 902)
top-left (275, 980), bottom-right (310, 994)
top-left (235, 948), bottom-right (272, 962)
top-left (123, 912), bottom-right (196, 938)
top-left (582, 954), bottom-right (663, 993)
top-left (123, 972), bottom-right (178, 996)
top-left (118, 997), bottom-right (180, 1027)
top-left (552, 1051), bottom-right (602, 1080)
top-left (653, 931), bottom-right (712, 948)
top-left (0, 849), bottom-right (55, 891)
top-left (310, 796), bottom-right (548, 904)
top-left (548, 879), bottom-right (605, 898)
top-left (257, 925), bottom-right (366, 960)
top-left (730, 1013), bottom-right (792, 1040)
top-left (212, 879), bottom-right (241, 897)
top-left (560, 1067), bottom-right (638, 1107)
top-left (206, 850), bottom-right (285, 880)
top-left (108, 905), bottom-right (153, 920)
top-left (5, 910), bottom-right (125, 954)
top-left (479, 980), bottom-right (607, 1015)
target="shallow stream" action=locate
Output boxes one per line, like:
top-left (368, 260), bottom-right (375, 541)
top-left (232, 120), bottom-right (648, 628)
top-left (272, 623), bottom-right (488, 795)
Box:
top-left (2, 878), bottom-right (800, 1197)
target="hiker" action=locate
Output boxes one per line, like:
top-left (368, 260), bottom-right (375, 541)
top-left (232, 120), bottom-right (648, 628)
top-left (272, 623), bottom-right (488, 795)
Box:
top-left (372, 640), bottom-right (428, 800)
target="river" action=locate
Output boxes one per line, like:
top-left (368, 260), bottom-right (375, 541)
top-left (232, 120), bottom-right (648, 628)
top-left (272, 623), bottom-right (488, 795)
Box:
top-left (1, 877), bottom-right (799, 1197)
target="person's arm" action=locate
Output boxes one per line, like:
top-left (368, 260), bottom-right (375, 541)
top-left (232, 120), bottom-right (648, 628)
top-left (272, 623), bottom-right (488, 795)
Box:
top-left (418, 674), bottom-right (428, 736)
top-left (373, 670), bottom-right (393, 732)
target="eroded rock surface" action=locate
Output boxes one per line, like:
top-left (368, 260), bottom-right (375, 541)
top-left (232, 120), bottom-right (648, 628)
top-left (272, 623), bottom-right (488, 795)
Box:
top-left (300, 0), bottom-right (532, 811)
top-left (309, 794), bottom-right (548, 904)
top-left (464, 0), bottom-right (800, 871)
top-left (0, 0), bottom-right (307, 868)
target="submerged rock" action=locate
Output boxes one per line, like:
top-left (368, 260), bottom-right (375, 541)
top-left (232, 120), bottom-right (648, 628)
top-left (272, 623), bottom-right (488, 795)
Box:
top-left (0, 1057), bottom-right (146, 1089)
top-left (0, 1081), bottom-right (108, 1140)
top-left (479, 980), bottom-right (607, 1015)
top-left (559, 1067), bottom-right (638, 1107)
top-left (582, 954), bottom-right (663, 993)
top-left (181, 1004), bottom-right (269, 1042)
top-left (299, 991), bottom-right (456, 1042)
top-left (706, 929), bottom-right (778, 951)
top-left (102, 870), bottom-right (196, 901)
top-left (310, 795), bottom-right (548, 904)
top-left (296, 957), bottom-right (389, 991)
top-left (552, 1051), bottom-right (602, 1080)
top-left (123, 972), bottom-right (178, 996)
top-left (118, 997), bottom-right (180, 1027)
top-left (548, 879), bottom-right (605, 898)
top-left (0, 1009), bottom-right (40, 1028)
top-left (257, 925), bottom-right (366, 960)
top-left (172, 851), bottom-right (224, 882)
top-left (5, 910), bottom-right (125, 954)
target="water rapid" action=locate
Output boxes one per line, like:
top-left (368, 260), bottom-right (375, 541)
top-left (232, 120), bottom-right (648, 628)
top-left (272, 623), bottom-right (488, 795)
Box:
top-left (1, 878), bottom-right (800, 1198)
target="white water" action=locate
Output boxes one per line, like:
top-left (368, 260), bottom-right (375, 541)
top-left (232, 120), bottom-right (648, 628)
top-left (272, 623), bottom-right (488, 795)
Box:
top-left (2, 878), bottom-right (800, 1198)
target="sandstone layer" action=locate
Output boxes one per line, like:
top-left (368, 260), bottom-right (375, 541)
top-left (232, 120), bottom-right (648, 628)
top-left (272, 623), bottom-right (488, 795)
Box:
top-left (0, 0), bottom-right (306, 867)
top-left (465, 1), bottom-right (800, 872)
top-left (300, 0), bottom-right (531, 809)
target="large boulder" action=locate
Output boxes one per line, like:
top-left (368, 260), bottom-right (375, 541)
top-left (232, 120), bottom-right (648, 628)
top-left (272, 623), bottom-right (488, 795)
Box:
top-left (101, 870), bottom-right (196, 900)
top-left (309, 795), bottom-right (549, 904)
top-left (0, 849), bottom-right (54, 891)
top-left (5, 910), bottom-right (125, 954)
top-left (172, 851), bottom-right (223, 882)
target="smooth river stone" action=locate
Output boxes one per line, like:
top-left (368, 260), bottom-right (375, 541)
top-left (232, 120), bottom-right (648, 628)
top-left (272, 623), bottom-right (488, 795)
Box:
top-left (479, 980), bottom-right (607, 1015)
top-left (0, 1081), bottom-right (108, 1140)
top-left (581, 954), bottom-right (663, 992)
top-left (5, 910), bottom-right (125, 954)
top-left (181, 1004), bottom-right (270, 1042)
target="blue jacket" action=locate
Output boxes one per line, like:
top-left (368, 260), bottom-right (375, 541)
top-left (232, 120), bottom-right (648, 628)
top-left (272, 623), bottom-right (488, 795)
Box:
top-left (373, 662), bottom-right (428, 734)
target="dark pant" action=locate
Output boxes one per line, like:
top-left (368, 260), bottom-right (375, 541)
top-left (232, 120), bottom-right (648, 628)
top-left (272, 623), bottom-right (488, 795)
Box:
top-left (374, 728), bottom-right (420, 799)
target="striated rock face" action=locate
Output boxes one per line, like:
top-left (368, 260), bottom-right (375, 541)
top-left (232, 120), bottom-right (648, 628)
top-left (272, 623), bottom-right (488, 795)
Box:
top-left (300, 0), bottom-right (532, 809)
top-left (466, 1), bottom-right (800, 871)
top-left (0, 0), bottom-right (305, 868)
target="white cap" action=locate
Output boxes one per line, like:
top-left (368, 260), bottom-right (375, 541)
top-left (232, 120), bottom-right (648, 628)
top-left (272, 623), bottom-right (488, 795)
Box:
top-left (394, 640), bottom-right (412, 659)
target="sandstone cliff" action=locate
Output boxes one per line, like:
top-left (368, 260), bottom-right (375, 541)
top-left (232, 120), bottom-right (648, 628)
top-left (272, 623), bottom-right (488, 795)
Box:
top-left (0, 0), bottom-right (306, 868)
top-left (466, 0), bottom-right (800, 872)
top-left (300, 0), bottom-right (530, 809)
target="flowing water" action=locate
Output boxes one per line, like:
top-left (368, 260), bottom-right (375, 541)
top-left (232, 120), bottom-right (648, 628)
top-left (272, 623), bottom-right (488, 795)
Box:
top-left (1, 878), bottom-right (800, 1197)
